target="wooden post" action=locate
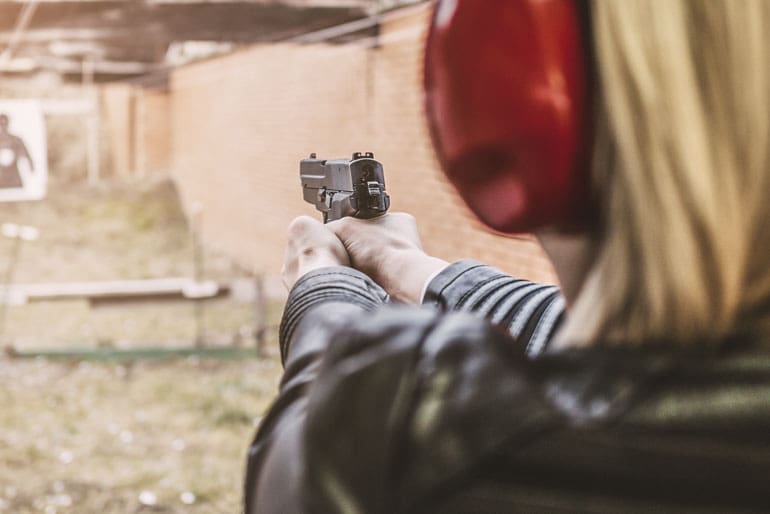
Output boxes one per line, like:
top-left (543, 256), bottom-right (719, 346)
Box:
top-left (83, 57), bottom-right (101, 186)
top-left (135, 89), bottom-right (147, 179)
top-left (254, 274), bottom-right (266, 358)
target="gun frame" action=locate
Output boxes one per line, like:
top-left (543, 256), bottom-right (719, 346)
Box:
top-left (300, 152), bottom-right (388, 222)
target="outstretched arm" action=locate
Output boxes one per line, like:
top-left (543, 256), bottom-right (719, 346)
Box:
top-left (422, 260), bottom-right (564, 356)
top-left (246, 215), bottom-right (389, 513)
top-left (245, 268), bottom-right (389, 513)
top-left (327, 213), bottom-right (565, 355)
top-left (246, 215), bottom-right (566, 512)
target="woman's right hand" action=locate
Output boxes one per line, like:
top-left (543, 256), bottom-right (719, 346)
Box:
top-left (326, 213), bottom-right (448, 303)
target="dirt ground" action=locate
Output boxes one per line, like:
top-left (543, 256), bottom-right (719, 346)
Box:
top-left (0, 178), bottom-right (284, 513)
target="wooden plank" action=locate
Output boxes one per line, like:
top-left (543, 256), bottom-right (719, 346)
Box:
top-left (0, 277), bottom-right (223, 303)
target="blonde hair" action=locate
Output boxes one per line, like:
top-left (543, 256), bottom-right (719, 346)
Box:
top-left (563, 0), bottom-right (770, 346)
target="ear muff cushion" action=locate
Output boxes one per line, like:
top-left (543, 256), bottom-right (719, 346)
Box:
top-left (424, 0), bottom-right (592, 233)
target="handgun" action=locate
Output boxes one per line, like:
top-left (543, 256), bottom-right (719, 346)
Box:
top-left (300, 152), bottom-right (390, 223)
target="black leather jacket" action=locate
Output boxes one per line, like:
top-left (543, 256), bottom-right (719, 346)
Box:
top-left (245, 262), bottom-right (770, 513)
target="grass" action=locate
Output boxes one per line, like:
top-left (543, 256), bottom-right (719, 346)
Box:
top-left (0, 178), bottom-right (287, 513)
top-left (0, 358), bottom-right (282, 513)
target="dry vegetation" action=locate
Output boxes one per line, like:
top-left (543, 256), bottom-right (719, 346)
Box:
top-left (0, 358), bottom-right (281, 513)
top-left (0, 178), bottom-right (284, 513)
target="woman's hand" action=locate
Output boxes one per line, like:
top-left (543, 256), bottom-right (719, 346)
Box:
top-left (281, 216), bottom-right (351, 290)
top-left (327, 213), bottom-right (448, 303)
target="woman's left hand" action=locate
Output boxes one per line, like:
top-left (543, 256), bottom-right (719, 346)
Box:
top-left (281, 215), bottom-right (351, 290)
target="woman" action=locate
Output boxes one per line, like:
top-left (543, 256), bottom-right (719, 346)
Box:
top-left (246, 1), bottom-right (770, 512)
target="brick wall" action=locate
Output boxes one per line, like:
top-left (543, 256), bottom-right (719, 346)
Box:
top-left (136, 88), bottom-right (172, 177)
top-left (101, 84), bottom-right (170, 178)
top-left (166, 3), bottom-right (557, 284)
top-left (101, 84), bottom-right (134, 178)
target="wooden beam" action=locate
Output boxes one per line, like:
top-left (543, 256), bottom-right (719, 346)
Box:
top-left (0, 0), bottom-right (39, 64)
top-left (0, 56), bottom-right (159, 74)
top-left (0, 277), bottom-right (221, 303)
top-left (0, 277), bottom-right (261, 305)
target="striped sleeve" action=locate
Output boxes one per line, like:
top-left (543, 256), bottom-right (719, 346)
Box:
top-left (278, 267), bottom-right (390, 364)
top-left (422, 260), bottom-right (565, 356)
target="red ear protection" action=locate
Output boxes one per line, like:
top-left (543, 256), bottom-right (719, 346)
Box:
top-left (424, 0), bottom-right (593, 233)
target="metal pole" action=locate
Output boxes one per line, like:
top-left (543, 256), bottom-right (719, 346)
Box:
top-left (190, 204), bottom-right (205, 347)
top-left (0, 224), bottom-right (37, 343)
top-left (10, 346), bottom-right (259, 362)
top-left (0, 235), bottom-right (22, 341)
